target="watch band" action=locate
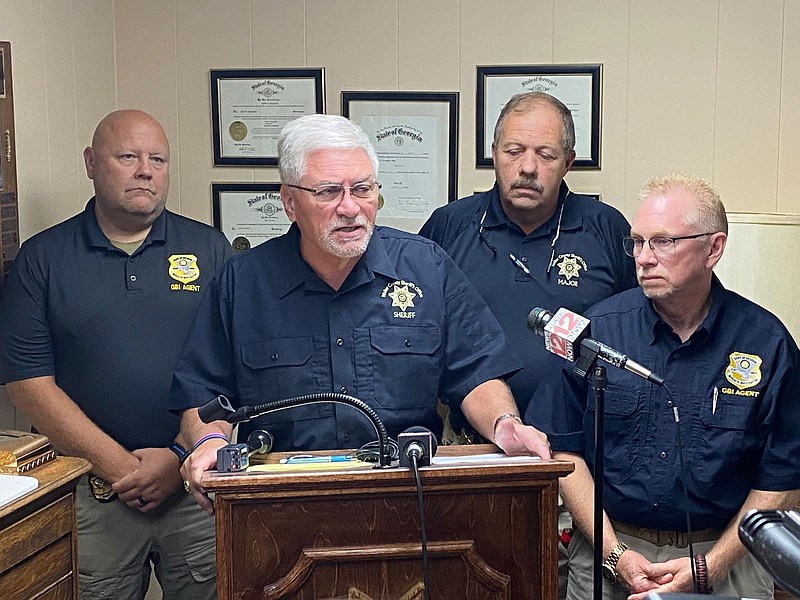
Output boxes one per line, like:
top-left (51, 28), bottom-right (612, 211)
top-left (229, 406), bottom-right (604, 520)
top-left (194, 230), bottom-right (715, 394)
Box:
top-left (602, 541), bottom-right (628, 583)
top-left (493, 413), bottom-right (522, 436)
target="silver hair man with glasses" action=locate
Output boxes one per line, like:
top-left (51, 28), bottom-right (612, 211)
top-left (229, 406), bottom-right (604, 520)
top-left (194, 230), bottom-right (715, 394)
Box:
top-left (528, 173), bottom-right (800, 599)
top-left (170, 114), bottom-right (552, 515)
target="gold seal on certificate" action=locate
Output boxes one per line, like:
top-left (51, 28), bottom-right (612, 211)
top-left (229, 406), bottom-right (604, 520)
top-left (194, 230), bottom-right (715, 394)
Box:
top-left (232, 236), bottom-right (251, 254)
top-left (228, 121), bottom-right (248, 142)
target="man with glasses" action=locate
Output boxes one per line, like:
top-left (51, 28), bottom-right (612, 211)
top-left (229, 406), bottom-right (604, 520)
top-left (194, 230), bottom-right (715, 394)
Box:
top-left (170, 114), bottom-right (552, 514)
top-left (529, 173), bottom-right (800, 599)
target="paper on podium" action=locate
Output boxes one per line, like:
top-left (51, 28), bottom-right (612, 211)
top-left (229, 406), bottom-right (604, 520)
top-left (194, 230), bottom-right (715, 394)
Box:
top-left (247, 459), bottom-right (372, 473)
top-left (430, 453), bottom-right (542, 466)
top-left (0, 473), bottom-right (38, 507)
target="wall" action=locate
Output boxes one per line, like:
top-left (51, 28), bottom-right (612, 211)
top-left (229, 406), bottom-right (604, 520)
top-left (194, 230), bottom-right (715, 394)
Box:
top-left (1, 0), bottom-right (799, 428)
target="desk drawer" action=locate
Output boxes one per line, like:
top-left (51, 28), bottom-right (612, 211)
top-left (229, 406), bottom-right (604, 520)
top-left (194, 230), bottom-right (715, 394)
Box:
top-left (0, 535), bottom-right (72, 600)
top-left (0, 494), bottom-right (73, 574)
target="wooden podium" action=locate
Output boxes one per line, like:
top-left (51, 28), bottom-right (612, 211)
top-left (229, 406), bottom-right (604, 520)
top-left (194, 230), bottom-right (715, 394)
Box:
top-left (203, 445), bottom-right (573, 600)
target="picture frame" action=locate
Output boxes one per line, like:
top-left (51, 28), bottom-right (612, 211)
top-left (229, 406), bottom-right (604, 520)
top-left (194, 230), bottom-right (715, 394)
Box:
top-left (476, 64), bottom-right (602, 169)
top-left (210, 68), bottom-right (325, 166)
top-left (342, 91), bottom-right (458, 233)
top-left (211, 183), bottom-right (291, 252)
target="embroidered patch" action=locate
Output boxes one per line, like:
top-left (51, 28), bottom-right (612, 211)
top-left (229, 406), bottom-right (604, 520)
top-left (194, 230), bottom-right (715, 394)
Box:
top-left (168, 254), bottom-right (199, 284)
top-left (725, 352), bottom-right (762, 390)
top-left (381, 280), bottom-right (423, 319)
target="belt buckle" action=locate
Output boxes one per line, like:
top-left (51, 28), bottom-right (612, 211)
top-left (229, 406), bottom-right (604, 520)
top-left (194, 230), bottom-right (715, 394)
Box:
top-left (88, 474), bottom-right (117, 503)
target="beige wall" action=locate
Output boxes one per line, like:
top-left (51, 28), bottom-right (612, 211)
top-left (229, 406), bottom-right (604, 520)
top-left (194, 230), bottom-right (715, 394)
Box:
top-left (1, 0), bottom-right (799, 428)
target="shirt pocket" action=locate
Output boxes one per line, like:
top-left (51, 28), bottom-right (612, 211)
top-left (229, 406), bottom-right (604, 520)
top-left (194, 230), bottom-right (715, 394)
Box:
top-left (692, 392), bottom-right (756, 495)
top-left (240, 336), bottom-right (328, 422)
top-left (358, 325), bottom-right (443, 409)
top-left (587, 383), bottom-right (643, 482)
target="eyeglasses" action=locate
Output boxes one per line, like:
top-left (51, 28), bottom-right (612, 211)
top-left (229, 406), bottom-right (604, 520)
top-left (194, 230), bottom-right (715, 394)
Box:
top-left (622, 232), bottom-right (715, 258)
top-left (286, 181), bottom-right (382, 203)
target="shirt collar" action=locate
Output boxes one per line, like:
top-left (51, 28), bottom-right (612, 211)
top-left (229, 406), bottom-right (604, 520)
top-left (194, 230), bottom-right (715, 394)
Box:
top-left (83, 197), bottom-right (167, 250)
top-left (646, 275), bottom-right (725, 344)
top-left (275, 224), bottom-right (399, 297)
top-left (483, 180), bottom-right (581, 236)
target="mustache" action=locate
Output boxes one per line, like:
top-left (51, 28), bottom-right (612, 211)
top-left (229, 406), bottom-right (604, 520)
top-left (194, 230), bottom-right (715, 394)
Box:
top-left (510, 177), bottom-right (544, 193)
top-left (326, 215), bottom-right (371, 233)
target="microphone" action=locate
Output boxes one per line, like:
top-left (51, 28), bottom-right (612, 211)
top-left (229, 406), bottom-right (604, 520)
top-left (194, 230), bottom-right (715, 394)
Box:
top-left (398, 426), bottom-right (438, 468)
top-left (527, 307), bottom-right (665, 385)
top-left (196, 392), bottom-right (395, 467)
top-left (739, 509), bottom-right (800, 596)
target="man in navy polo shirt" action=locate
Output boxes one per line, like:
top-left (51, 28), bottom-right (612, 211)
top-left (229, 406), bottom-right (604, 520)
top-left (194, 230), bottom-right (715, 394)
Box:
top-left (171, 114), bottom-right (553, 516)
top-left (530, 173), bottom-right (800, 599)
top-left (420, 92), bottom-right (636, 424)
top-left (0, 110), bottom-right (233, 599)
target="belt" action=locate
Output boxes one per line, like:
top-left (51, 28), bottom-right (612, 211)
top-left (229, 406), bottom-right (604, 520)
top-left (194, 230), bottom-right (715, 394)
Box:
top-left (611, 519), bottom-right (721, 548)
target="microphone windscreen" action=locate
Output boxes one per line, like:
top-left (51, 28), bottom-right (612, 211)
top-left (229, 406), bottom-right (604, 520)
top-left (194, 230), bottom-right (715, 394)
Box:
top-left (527, 307), bottom-right (552, 336)
top-left (400, 426), bottom-right (438, 456)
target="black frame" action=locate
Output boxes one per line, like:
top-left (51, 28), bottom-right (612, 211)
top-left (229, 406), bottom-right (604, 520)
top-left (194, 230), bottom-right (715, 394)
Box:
top-left (476, 64), bottom-right (602, 169)
top-left (341, 91), bottom-right (459, 203)
top-left (211, 182), bottom-right (289, 252)
top-left (210, 68), bottom-right (325, 166)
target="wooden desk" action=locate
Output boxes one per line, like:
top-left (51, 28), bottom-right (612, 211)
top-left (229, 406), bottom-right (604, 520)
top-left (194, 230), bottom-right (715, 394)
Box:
top-left (0, 457), bottom-right (90, 600)
top-left (204, 445), bottom-right (573, 600)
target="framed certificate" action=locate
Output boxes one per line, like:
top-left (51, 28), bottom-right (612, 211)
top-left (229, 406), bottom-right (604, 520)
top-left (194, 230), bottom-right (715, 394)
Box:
top-left (476, 64), bottom-right (602, 169)
top-left (210, 68), bottom-right (325, 166)
top-left (342, 91), bottom-right (458, 233)
top-left (211, 183), bottom-right (292, 252)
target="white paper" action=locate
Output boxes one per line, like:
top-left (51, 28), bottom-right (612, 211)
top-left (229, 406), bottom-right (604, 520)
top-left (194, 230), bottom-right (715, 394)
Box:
top-left (0, 473), bottom-right (38, 508)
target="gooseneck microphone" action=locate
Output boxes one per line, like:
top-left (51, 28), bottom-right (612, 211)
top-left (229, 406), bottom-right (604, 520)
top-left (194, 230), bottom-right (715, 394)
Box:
top-left (198, 392), bottom-right (394, 467)
top-left (527, 307), bottom-right (665, 385)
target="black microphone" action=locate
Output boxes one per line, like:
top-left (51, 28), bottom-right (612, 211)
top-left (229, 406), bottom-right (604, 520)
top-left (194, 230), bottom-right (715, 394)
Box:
top-left (196, 392), bottom-right (395, 467)
top-left (398, 426), bottom-right (437, 468)
top-left (527, 306), bottom-right (665, 385)
top-left (739, 509), bottom-right (800, 596)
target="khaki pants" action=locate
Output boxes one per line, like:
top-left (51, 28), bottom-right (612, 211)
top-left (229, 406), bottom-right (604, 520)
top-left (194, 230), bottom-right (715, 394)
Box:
top-left (565, 527), bottom-right (774, 600)
top-left (76, 476), bottom-right (217, 600)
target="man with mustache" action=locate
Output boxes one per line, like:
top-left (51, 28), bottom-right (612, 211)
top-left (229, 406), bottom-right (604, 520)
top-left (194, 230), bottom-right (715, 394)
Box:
top-left (170, 114), bottom-right (552, 515)
top-left (0, 110), bottom-right (233, 599)
top-left (419, 92), bottom-right (636, 598)
top-left (420, 92), bottom-right (635, 430)
top-left (530, 174), bottom-right (800, 599)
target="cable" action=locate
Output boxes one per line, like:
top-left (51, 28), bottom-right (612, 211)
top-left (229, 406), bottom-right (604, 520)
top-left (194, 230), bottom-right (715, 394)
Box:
top-left (355, 438), bottom-right (399, 463)
top-left (411, 453), bottom-right (431, 600)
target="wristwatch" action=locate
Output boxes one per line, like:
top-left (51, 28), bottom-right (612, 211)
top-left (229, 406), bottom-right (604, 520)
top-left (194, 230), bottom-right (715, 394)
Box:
top-left (601, 541), bottom-right (628, 583)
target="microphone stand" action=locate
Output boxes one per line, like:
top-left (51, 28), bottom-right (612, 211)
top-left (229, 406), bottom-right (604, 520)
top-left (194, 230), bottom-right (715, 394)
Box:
top-left (591, 365), bottom-right (607, 600)
top-left (574, 343), bottom-right (607, 600)
top-left (198, 392), bottom-right (395, 467)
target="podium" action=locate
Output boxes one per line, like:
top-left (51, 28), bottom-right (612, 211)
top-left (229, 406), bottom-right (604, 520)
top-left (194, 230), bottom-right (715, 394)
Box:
top-left (203, 445), bottom-right (573, 600)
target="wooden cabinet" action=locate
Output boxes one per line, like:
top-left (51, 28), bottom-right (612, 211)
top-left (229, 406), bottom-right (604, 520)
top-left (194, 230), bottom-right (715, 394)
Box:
top-left (0, 457), bottom-right (90, 600)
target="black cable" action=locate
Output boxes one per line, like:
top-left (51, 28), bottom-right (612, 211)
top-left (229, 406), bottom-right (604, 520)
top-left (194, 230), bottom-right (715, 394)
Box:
top-left (411, 453), bottom-right (431, 600)
top-left (663, 382), bottom-right (698, 593)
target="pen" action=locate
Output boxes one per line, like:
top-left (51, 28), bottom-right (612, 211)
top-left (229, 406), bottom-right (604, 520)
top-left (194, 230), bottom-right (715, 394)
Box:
top-left (280, 455), bottom-right (354, 464)
top-left (509, 253), bottom-right (530, 275)
top-left (712, 386), bottom-right (718, 415)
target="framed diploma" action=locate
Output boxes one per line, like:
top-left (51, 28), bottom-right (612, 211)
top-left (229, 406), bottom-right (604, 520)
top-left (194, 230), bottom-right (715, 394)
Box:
top-left (476, 64), bottom-right (602, 169)
top-left (211, 183), bottom-right (292, 252)
top-left (210, 68), bottom-right (325, 166)
top-left (342, 91), bottom-right (458, 233)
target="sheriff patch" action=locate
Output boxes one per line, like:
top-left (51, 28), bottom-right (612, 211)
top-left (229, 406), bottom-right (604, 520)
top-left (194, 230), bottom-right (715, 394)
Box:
top-left (725, 352), bottom-right (762, 390)
top-left (554, 253), bottom-right (587, 287)
top-left (381, 280), bottom-right (423, 319)
top-left (168, 254), bottom-right (201, 292)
